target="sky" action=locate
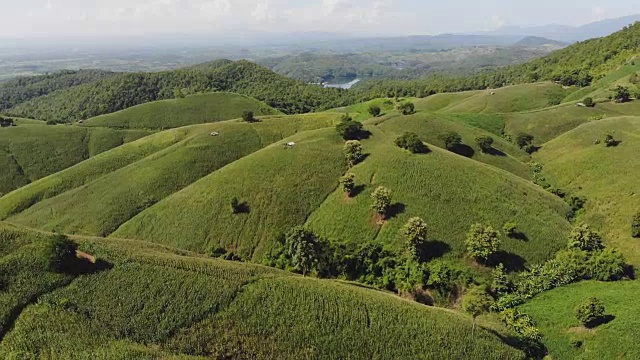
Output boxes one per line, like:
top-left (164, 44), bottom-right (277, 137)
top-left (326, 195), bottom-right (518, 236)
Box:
top-left (2, 0), bottom-right (640, 38)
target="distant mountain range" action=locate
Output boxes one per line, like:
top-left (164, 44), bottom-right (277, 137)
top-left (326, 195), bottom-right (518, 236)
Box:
top-left (474, 14), bottom-right (640, 42)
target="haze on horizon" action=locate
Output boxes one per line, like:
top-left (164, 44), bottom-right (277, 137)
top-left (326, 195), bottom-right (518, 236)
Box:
top-left (3, 0), bottom-right (640, 40)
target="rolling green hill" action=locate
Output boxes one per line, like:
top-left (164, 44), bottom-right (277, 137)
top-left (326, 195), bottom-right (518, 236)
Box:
top-left (83, 92), bottom-right (282, 130)
top-left (519, 280), bottom-right (640, 360)
top-left (534, 115), bottom-right (640, 265)
top-left (0, 222), bottom-right (524, 359)
top-left (0, 123), bottom-right (150, 196)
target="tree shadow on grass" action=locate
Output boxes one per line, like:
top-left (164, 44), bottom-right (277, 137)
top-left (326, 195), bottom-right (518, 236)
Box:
top-left (452, 144), bottom-right (475, 158)
top-left (356, 130), bottom-right (373, 140)
top-left (351, 185), bottom-right (366, 198)
top-left (68, 257), bottom-right (113, 275)
top-left (508, 232), bottom-right (529, 242)
top-left (485, 328), bottom-right (548, 359)
top-left (488, 251), bottom-right (526, 272)
top-left (417, 240), bottom-right (451, 262)
top-left (386, 203), bottom-right (406, 220)
top-left (586, 315), bottom-right (616, 329)
top-left (485, 147), bottom-right (507, 157)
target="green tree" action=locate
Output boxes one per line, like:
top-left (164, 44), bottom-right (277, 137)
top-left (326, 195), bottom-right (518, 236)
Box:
top-left (491, 263), bottom-right (510, 296)
top-left (568, 223), bottom-right (604, 252)
top-left (173, 87), bottom-right (185, 99)
top-left (583, 97), bottom-right (595, 107)
top-left (465, 224), bottom-right (500, 263)
top-left (438, 131), bottom-right (462, 151)
top-left (45, 234), bottom-right (77, 273)
top-left (395, 132), bottom-right (428, 153)
top-left (371, 186), bottom-right (392, 218)
top-left (340, 173), bottom-right (356, 196)
top-left (604, 134), bottom-right (618, 147)
top-left (503, 222), bottom-right (517, 238)
top-left (632, 212), bottom-right (640, 238)
top-left (462, 286), bottom-right (494, 335)
top-left (613, 85), bottom-right (631, 103)
top-left (516, 133), bottom-right (536, 153)
top-left (285, 227), bottom-right (320, 276)
top-left (368, 104), bottom-right (381, 117)
top-left (402, 217), bottom-right (428, 259)
top-left (336, 115), bottom-right (364, 140)
top-left (575, 298), bottom-right (605, 327)
top-left (475, 135), bottom-right (494, 153)
top-left (242, 110), bottom-right (256, 123)
top-left (343, 140), bottom-right (364, 167)
top-left (230, 197), bottom-right (240, 214)
top-left (397, 102), bottom-right (415, 115)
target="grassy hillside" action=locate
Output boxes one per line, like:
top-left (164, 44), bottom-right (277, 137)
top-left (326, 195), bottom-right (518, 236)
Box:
top-left (84, 92), bottom-right (281, 130)
top-left (520, 280), bottom-right (640, 359)
top-left (304, 126), bottom-right (570, 266)
top-left (534, 116), bottom-right (640, 265)
top-left (562, 60), bottom-right (640, 102)
top-left (0, 223), bottom-right (524, 359)
top-left (4, 114), bottom-right (343, 237)
top-left (0, 123), bottom-right (150, 196)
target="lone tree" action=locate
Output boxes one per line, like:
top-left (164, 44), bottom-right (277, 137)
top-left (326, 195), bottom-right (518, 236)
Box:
top-left (285, 227), bottom-right (320, 276)
top-left (583, 97), bottom-right (595, 107)
top-left (604, 134), bottom-right (618, 147)
top-left (568, 223), bottom-right (604, 252)
top-left (438, 131), bottom-right (462, 151)
top-left (613, 85), bottom-right (631, 103)
top-left (462, 286), bottom-right (494, 336)
top-left (475, 135), bottom-right (494, 153)
top-left (575, 298), bottom-right (606, 328)
top-left (632, 212), bottom-right (640, 238)
top-left (397, 102), bottom-right (415, 115)
top-left (465, 224), bottom-right (500, 263)
top-left (516, 133), bottom-right (536, 153)
top-left (340, 173), bottom-right (356, 196)
top-left (503, 222), bottom-right (517, 238)
top-left (343, 140), bottom-right (364, 167)
top-left (230, 197), bottom-right (241, 214)
top-left (368, 104), bottom-right (382, 117)
top-left (336, 114), bottom-right (364, 140)
top-left (242, 111), bottom-right (256, 123)
top-left (371, 186), bottom-right (392, 218)
top-left (45, 234), bottom-right (77, 273)
top-left (395, 132), bottom-right (428, 154)
top-left (402, 217), bottom-right (428, 259)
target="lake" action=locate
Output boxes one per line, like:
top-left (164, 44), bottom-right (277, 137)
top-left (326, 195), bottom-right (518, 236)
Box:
top-left (324, 78), bottom-right (361, 89)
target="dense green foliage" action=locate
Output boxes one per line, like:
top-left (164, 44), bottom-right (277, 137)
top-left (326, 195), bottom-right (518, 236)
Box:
top-left (335, 115), bottom-right (365, 140)
top-left (574, 298), bottom-right (606, 327)
top-left (632, 212), bottom-right (640, 238)
top-left (5, 61), bottom-right (354, 121)
top-left (465, 224), bottom-right (501, 263)
top-left (394, 132), bottom-right (428, 153)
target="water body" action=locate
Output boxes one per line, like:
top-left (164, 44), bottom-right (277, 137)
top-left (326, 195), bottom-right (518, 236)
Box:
top-left (324, 78), bottom-right (361, 89)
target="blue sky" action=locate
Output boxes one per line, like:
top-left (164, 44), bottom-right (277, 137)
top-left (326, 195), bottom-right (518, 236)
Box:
top-left (4, 0), bottom-right (640, 38)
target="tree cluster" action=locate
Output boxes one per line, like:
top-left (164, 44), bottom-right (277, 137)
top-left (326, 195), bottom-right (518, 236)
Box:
top-left (395, 132), bottom-right (428, 154)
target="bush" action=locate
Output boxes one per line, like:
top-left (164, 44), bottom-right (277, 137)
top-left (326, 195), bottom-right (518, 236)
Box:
top-left (242, 110), bottom-right (256, 123)
top-left (0, 116), bottom-right (14, 127)
top-left (46, 120), bottom-right (58, 126)
top-left (368, 104), bottom-right (381, 117)
top-left (491, 263), bottom-right (511, 296)
top-left (516, 133), bottom-right (536, 153)
top-left (402, 217), bottom-right (428, 259)
top-left (613, 85), bottom-right (631, 103)
top-left (604, 134), bottom-right (618, 147)
top-left (395, 132), bottom-right (428, 154)
top-left (44, 234), bottom-right (77, 273)
top-left (632, 212), bottom-right (640, 238)
top-left (371, 186), bottom-right (392, 217)
top-left (396, 102), bottom-right (415, 115)
top-left (462, 286), bottom-right (493, 322)
top-left (503, 222), bottom-right (517, 238)
top-left (465, 224), bottom-right (500, 263)
top-left (568, 223), bottom-right (604, 252)
top-left (475, 136), bottom-right (494, 153)
top-left (230, 197), bottom-right (240, 214)
top-left (438, 131), bottom-right (462, 151)
top-left (583, 97), bottom-right (595, 107)
top-left (336, 115), bottom-right (364, 140)
top-left (343, 140), bottom-right (364, 166)
top-left (340, 173), bottom-right (356, 196)
top-left (586, 248), bottom-right (627, 281)
top-left (575, 298), bottom-right (605, 327)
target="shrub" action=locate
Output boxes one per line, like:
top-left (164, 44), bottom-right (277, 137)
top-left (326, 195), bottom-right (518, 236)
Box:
top-left (465, 224), bottom-right (500, 263)
top-left (630, 72), bottom-right (640, 85)
top-left (575, 298), bottom-right (605, 327)
top-left (230, 197), bottom-right (241, 214)
top-left (462, 286), bottom-right (493, 325)
top-left (402, 217), bottom-right (428, 259)
top-left (0, 116), bottom-right (14, 127)
top-left (632, 212), bottom-right (640, 238)
top-left (491, 263), bottom-right (511, 297)
top-left (586, 248), bottom-right (627, 281)
top-left (340, 173), bottom-right (356, 196)
top-left (371, 186), bottom-right (392, 217)
top-left (604, 134), bottom-right (618, 147)
top-left (565, 195), bottom-right (586, 221)
top-left (503, 222), bottom-right (517, 238)
top-left (242, 110), bottom-right (256, 123)
top-left (426, 259), bottom-right (473, 300)
top-left (475, 136), bottom-right (494, 153)
top-left (568, 223), bottom-right (604, 252)
top-left (396, 102), bottom-right (415, 115)
top-left (613, 85), bottom-right (631, 103)
top-left (516, 133), bottom-right (536, 153)
top-left (46, 120), bottom-right (57, 126)
top-left (368, 104), bottom-right (381, 117)
top-left (343, 140), bottom-right (364, 166)
top-left (438, 131), bottom-right (462, 151)
top-left (395, 132), bottom-right (428, 154)
top-left (336, 115), bottom-right (364, 140)
top-left (44, 234), bottom-right (77, 273)
top-left (583, 97), bottom-right (595, 107)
